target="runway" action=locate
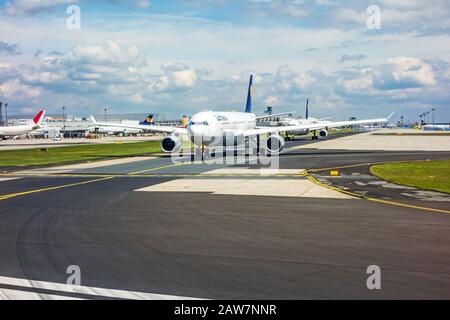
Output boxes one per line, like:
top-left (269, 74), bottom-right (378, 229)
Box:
top-left (0, 132), bottom-right (449, 299)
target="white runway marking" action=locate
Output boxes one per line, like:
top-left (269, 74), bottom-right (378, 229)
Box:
top-left (0, 276), bottom-right (203, 300)
top-left (291, 129), bottom-right (450, 151)
top-left (0, 177), bottom-right (22, 182)
top-left (136, 167), bottom-right (353, 199)
top-left (0, 288), bottom-right (83, 300)
top-left (200, 168), bottom-right (301, 175)
top-left (16, 157), bottom-right (155, 175)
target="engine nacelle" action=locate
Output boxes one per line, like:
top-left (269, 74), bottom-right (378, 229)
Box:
top-left (161, 135), bottom-right (181, 153)
top-left (265, 134), bottom-right (285, 154)
top-left (319, 129), bottom-right (328, 138)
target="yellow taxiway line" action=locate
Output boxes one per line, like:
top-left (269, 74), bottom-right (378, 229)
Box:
top-left (302, 170), bottom-right (450, 214)
top-left (128, 163), bottom-right (186, 175)
top-left (0, 176), bottom-right (114, 201)
top-left (0, 162), bottom-right (190, 201)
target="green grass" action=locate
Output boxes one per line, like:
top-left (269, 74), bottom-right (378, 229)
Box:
top-left (0, 141), bottom-right (162, 167)
top-left (370, 160), bottom-right (450, 194)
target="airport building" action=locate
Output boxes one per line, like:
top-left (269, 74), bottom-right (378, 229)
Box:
top-left (6, 112), bottom-right (185, 139)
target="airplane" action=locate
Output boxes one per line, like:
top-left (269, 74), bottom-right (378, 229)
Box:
top-left (269, 99), bottom-right (376, 140)
top-left (91, 75), bottom-right (391, 157)
top-left (88, 114), bottom-right (154, 136)
top-left (422, 124), bottom-right (450, 131)
top-left (0, 110), bottom-right (46, 139)
top-left (262, 99), bottom-right (321, 139)
top-left (256, 111), bottom-right (296, 123)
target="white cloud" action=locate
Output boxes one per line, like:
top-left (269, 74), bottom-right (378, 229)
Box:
top-left (2, 0), bottom-right (77, 16)
top-left (275, 65), bottom-right (321, 92)
top-left (129, 0), bottom-right (151, 9)
top-left (0, 79), bottom-right (41, 100)
top-left (374, 57), bottom-right (436, 90)
top-left (335, 57), bottom-right (437, 96)
top-left (334, 0), bottom-right (450, 31)
top-left (151, 63), bottom-right (198, 91)
top-left (130, 93), bottom-right (144, 103)
top-left (264, 95), bottom-right (278, 106)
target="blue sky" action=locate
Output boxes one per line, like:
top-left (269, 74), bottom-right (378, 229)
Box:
top-left (0, 0), bottom-right (449, 122)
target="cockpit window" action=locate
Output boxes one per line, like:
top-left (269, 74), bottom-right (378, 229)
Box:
top-left (215, 115), bottom-right (228, 122)
top-left (189, 121), bottom-right (209, 126)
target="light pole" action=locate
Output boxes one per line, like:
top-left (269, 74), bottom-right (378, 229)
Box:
top-left (104, 107), bottom-right (107, 122)
top-left (431, 108), bottom-right (435, 125)
top-left (4, 103), bottom-right (7, 127)
top-left (0, 101), bottom-right (3, 126)
top-left (62, 106), bottom-right (66, 137)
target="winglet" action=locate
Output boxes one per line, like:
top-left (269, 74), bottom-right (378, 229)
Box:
top-left (245, 74), bottom-right (253, 113)
top-left (33, 110), bottom-right (45, 125)
top-left (305, 99), bottom-right (309, 120)
top-left (387, 112), bottom-right (394, 120)
top-left (90, 115), bottom-right (97, 124)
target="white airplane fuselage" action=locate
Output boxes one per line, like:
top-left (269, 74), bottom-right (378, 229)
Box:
top-left (278, 117), bottom-right (328, 135)
top-left (187, 111), bottom-right (256, 145)
top-left (90, 126), bottom-right (141, 135)
top-left (0, 124), bottom-right (40, 137)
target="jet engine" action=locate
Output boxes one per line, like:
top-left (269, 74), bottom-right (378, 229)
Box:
top-left (265, 134), bottom-right (285, 154)
top-left (319, 129), bottom-right (328, 138)
top-left (161, 135), bottom-right (181, 153)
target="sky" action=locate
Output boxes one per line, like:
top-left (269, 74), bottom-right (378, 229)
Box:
top-left (0, 0), bottom-right (449, 122)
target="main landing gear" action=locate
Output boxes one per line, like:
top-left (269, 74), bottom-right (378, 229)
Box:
top-left (311, 130), bottom-right (319, 140)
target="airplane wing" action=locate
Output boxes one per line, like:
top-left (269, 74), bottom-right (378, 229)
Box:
top-left (256, 112), bottom-right (295, 121)
top-left (90, 116), bottom-right (188, 135)
top-left (319, 112), bottom-right (394, 130)
top-left (243, 113), bottom-right (393, 137)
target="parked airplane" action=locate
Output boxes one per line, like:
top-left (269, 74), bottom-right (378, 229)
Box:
top-left (268, 99), bottom-right (322, 138)
top-left (89, 114), bottom-right (155, 135)
top-left (88, 126), bottom-right (142, 136)
top-left (422, 124), bottom-right (450, 131)
top-left (0, 110), bottom-right (46, 138)
top-left (91, 75), bottom-right (390, 156)
top-left (271, 99), bottom-right (381, 140)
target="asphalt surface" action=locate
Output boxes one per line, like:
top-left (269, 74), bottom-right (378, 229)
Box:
top-left (0, 133), bottom-right (449, 299)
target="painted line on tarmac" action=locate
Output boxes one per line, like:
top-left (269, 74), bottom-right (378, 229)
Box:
top-left (307, 158), bottom-right (439, 173)
top-left (0, 176), bottom-right (114, 201)
top-left (302, 170), bottom-right (450, 214)
top-left (0, 276), bottom-right (203, 300)
top-left (0, 163), bottom-right (192, 201)
top-left (1, 172), bottom-right (304, 178)
top-left (302, 171), bottom-right (361, 198)
top-left (128, 163), bottom-right (186, 175)
top-left (0, 288), bottom-right (84, 300)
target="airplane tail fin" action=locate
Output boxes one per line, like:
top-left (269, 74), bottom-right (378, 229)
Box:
top-left (245, 75), bottom-right (253, 113)
top-left (90, 115), bottom-right (97, 124)
top-left (139, 114), bottom-right (154, 125)
top-left (387, 112), bottom-right (395, 120)
top-left (33, 110), bottom-right (45, 125)
top-left (305, 99), bottom-right (309, 120)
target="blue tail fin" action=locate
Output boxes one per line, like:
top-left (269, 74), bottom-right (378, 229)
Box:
top-left (245, 75), bottom-right (253, 113)
top-left (305, 99), bottom-right (309, 120)
top-left (139, 114), bottom-right (154, 125)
